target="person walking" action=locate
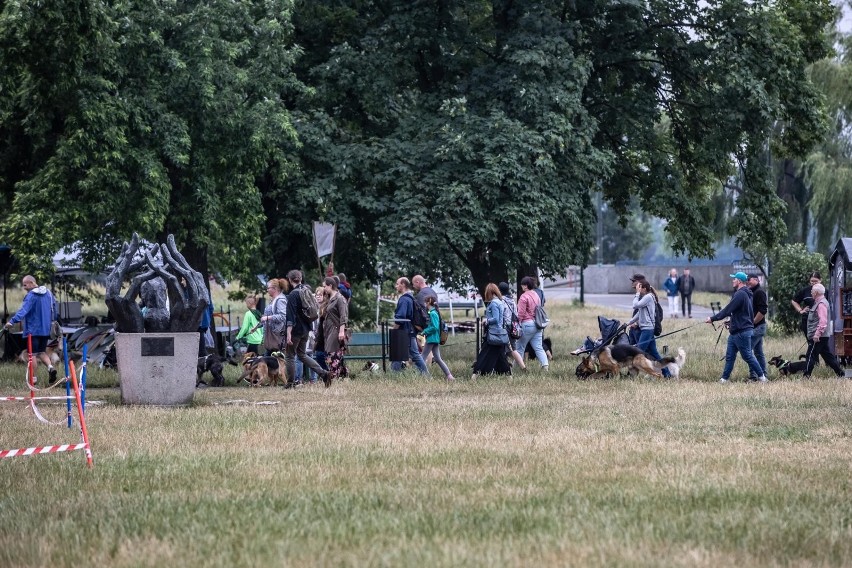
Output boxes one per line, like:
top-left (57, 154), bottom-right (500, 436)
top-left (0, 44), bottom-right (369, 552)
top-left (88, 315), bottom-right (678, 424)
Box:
top-left (498, 281), bottom-right (526, 371)
top-left (391, 277), bottom-right (429, 374)
top-left (472, 283), bottom-right (511, 378)
top-left (791, 272), bottom-right (821, 342)
top-left (283, 270), bottom-right (329, 388)
top-left (234, 294), bottom-right (264, 354)
top-left (747, 273), bottom-right (768, 380)
top-left (676, 268), bottom-right (696, 318)
top-left (705, 272), bottom-right (768, 383)
top-left (626, 279), bottom-right (671, 378)
top-left (260, 278), bottom-right (289, 355)
top-left (803, 283), bottom-right (845, 379)
top-left (321, 276), bottom-right (349, 386)
top-left (663, 269), bottom-right (679, 319)
top-left (4, 275), bottom-right (59, 384)
top-left (419, 296), bottom-right (454, 381)
top-left (627, 273), bottom-right (646, 345)
top-left (516, 276), bottom-right (548, 370)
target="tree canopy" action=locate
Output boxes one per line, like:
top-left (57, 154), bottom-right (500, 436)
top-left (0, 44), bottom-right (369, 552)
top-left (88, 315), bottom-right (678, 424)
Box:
top-left (0, 0), bottom-right (837, 293)
top-left (284, 0), bottom-right (834, 291)
top-left (0, 0), bottom-right (303, 280)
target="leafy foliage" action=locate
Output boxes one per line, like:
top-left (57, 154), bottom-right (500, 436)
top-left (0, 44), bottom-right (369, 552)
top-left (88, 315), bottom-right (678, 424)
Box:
top-left (0, 0), bottom-right (303, 280)
top-left (769, 243), bottom-right (827, 334)
top-left (287, 0), bottom-right (834, 291)
top-left (801, 32), bottom-right (852, 252)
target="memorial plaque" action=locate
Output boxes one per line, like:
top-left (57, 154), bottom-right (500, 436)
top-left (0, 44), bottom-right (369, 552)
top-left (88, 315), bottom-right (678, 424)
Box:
top-left (141, 337), bottom-right (175, 357)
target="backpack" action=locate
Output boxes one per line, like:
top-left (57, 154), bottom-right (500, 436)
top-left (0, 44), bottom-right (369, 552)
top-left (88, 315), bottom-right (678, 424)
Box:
top-left (438, 311), bottom-right (449, 345)
top-left (646, 299), bottom-right (663, 337)
top-left (503, 299), bottom-right (521, 340)
top-left (411, 295), bottom-right (429, 332)
top-left (298, 286), bottom-right (320, 322)
top-left (533, 304), bottom-right (550, 330)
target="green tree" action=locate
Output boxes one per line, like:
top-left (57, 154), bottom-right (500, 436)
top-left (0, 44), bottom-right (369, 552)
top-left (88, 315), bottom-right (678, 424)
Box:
top-left (286, 0), bottom-right (833, 293)
top-left (801, 32), bottom-right (852, 253)
top-left (0, 0), bottom-right (303, 281)
top-left (599, 201), bottom-right (654, 264)
top-left (769, 243), bottom-right (827, 334)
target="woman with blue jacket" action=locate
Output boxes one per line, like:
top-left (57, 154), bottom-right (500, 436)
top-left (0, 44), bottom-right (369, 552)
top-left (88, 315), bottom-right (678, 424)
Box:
top-left (419, 296), bottom-right (454, 381)
top-left (471, 283), bottom-right (511, 378)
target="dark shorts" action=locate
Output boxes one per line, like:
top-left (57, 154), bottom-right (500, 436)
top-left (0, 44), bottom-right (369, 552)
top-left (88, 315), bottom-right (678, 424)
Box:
top-left (28, 335), bottom-right (49, 354)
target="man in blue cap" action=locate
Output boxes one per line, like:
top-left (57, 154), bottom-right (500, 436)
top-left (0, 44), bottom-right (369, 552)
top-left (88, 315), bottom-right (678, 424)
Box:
top-left (705, 271), bottom-right (768, 383)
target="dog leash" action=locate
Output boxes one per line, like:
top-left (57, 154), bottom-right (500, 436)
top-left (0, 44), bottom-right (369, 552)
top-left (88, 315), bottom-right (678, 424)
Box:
top-left (655, 323), bottom-right (702, 340)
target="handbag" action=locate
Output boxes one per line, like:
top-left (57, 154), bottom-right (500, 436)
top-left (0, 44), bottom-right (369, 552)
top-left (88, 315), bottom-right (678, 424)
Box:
top-left (486, 326), bottom-right (509, 346)
top-left (533, 305), bottom-right (550, 330)
top-left (49, 320), bottom-right (62, 341)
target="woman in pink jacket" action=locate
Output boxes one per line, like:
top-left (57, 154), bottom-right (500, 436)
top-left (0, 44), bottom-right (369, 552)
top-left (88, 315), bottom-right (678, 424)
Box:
top-left (516, 276), bottom-right (549, 370)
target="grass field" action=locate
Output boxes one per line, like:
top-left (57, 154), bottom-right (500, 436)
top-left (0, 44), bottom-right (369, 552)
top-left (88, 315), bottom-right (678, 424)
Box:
top-left (1, 300), bottom-right (851, 567)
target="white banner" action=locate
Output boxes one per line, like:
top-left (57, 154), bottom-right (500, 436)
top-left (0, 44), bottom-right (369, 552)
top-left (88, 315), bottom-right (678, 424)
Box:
top-left (312, 222), bottom-right (336, 258)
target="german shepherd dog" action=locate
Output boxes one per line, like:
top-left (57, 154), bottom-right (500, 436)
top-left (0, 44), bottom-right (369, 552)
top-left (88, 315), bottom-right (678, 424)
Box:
top-left (575, 344), bottom-right (675, 379)
top-left (238, 352), bottom-right (287, 387)
top-left (768, 355), bottom-right (808, 376)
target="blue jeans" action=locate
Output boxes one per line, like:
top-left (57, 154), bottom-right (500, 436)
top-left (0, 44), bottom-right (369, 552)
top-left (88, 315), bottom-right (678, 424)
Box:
top-left (722, 329), bottom-right (764, 380)
top-left (391, 335), bottom-right (429, 374)
top-left (636, 329), bottom-right (670, 378)
top-left (750, 325), bottom-right (767, 377)
top-left (516, 321), bottom-right (548, 367)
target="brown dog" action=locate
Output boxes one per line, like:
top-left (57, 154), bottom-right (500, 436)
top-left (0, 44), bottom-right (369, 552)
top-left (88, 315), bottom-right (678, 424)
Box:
top-left (245, 352), bottom-right (287, 387)
top-left (576, 344), bottom-right (674, 379)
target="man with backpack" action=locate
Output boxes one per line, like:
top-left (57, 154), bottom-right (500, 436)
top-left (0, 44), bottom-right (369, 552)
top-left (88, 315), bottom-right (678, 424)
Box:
top-left (283, 269), bottom-right (329, 388)
top-left (392, 277), bottom-right (428, 375)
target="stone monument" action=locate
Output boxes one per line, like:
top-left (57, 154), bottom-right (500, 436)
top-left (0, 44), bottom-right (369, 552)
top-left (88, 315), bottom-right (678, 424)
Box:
top-left (106, 233), bottom-right (209, 405)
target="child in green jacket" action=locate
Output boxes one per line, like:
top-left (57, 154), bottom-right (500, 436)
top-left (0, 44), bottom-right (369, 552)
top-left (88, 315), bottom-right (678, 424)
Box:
top-left (235, 295), bottom-right (264, 354)
top-left (419, 296), bottom-right (454, 381)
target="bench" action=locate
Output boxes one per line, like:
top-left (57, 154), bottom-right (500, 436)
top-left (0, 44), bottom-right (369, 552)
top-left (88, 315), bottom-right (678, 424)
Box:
top-left (346, 331), bottom-right (388, 370)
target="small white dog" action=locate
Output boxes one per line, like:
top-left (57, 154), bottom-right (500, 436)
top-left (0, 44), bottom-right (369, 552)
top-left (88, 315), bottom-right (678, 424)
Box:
top-left (663, 348), bottom-right (687, 378)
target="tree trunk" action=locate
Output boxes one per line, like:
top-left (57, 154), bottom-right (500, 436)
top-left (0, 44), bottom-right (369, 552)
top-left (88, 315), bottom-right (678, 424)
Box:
top-left (464, 245), bottom-right (509, 296)
top-left (516, 263), bottom-right (538, 298)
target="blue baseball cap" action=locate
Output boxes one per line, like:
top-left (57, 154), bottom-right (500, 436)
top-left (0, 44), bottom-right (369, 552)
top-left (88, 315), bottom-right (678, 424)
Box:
top-left (729, 271), bottom-right (748, 283)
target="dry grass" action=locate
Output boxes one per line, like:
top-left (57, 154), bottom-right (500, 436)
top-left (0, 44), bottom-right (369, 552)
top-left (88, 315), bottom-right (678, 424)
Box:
top-left (0, 300), bottom-right (851, 567)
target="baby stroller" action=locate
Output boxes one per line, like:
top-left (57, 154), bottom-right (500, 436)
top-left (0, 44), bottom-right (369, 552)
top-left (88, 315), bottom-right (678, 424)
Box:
top-left (571, 316), bottom-right (629, 356)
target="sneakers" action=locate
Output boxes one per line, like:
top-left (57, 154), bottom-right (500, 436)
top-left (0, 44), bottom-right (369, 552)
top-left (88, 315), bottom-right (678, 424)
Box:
top-left (756, 376), bottom-right (768, 383)
top-left (446, 375), bottom-right (455, 381)
top-left (48, 368), bottom-right (58, 385)
top-left (719, 377), bottom-right (729, 383)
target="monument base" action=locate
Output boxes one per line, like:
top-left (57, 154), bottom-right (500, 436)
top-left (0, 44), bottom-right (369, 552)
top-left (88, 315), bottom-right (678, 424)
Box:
top-left (115, 332), bottom-right (199, 406)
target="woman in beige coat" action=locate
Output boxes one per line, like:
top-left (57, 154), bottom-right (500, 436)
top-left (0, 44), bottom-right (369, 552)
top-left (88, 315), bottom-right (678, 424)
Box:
top-left (321, 276), bottom-right (349, 386)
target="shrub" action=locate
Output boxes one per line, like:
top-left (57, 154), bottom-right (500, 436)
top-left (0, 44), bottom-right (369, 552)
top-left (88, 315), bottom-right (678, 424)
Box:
top-left (769, 243), bottom-right (826, 334)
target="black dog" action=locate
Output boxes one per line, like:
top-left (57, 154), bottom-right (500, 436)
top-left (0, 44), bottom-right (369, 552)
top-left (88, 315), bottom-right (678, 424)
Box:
top-left (525, 336), bottom-right (553, 361)
top-left (197, 354), bottom-right (226, 387)
top-left (768, 355), bottom-right (808, 376)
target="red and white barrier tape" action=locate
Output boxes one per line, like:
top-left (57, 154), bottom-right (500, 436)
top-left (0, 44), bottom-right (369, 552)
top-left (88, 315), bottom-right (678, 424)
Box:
top-left (0, 396), bottom-right (74, 401)
top-left (0, 443), bottom-right (89, 459)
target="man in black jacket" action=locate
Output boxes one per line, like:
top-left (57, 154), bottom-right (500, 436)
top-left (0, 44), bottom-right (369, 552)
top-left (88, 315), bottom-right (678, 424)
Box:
top-left (747, 273), bottom-right (768, 380)
top-left (283, 270), bottom-right (328, 388)
top-left (676, 268), bottom-right (696, 318)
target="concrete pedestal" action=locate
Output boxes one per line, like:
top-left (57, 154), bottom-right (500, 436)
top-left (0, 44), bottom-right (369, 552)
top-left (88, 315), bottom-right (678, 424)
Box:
top-left (115, 332), bottom-right (198, 406)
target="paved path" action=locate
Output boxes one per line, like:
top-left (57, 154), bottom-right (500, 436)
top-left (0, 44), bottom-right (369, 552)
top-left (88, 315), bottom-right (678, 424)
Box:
top-left (543, 288), bottom-right (714, 319)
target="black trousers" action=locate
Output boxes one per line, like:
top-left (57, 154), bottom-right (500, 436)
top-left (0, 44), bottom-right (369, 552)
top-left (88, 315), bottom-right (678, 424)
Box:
top-left (473, 343), bottom-right (511, 375)
top-left (804, 338), bottom-right (844, 377)
top-left (680, 293), bottom-right (693, 316)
